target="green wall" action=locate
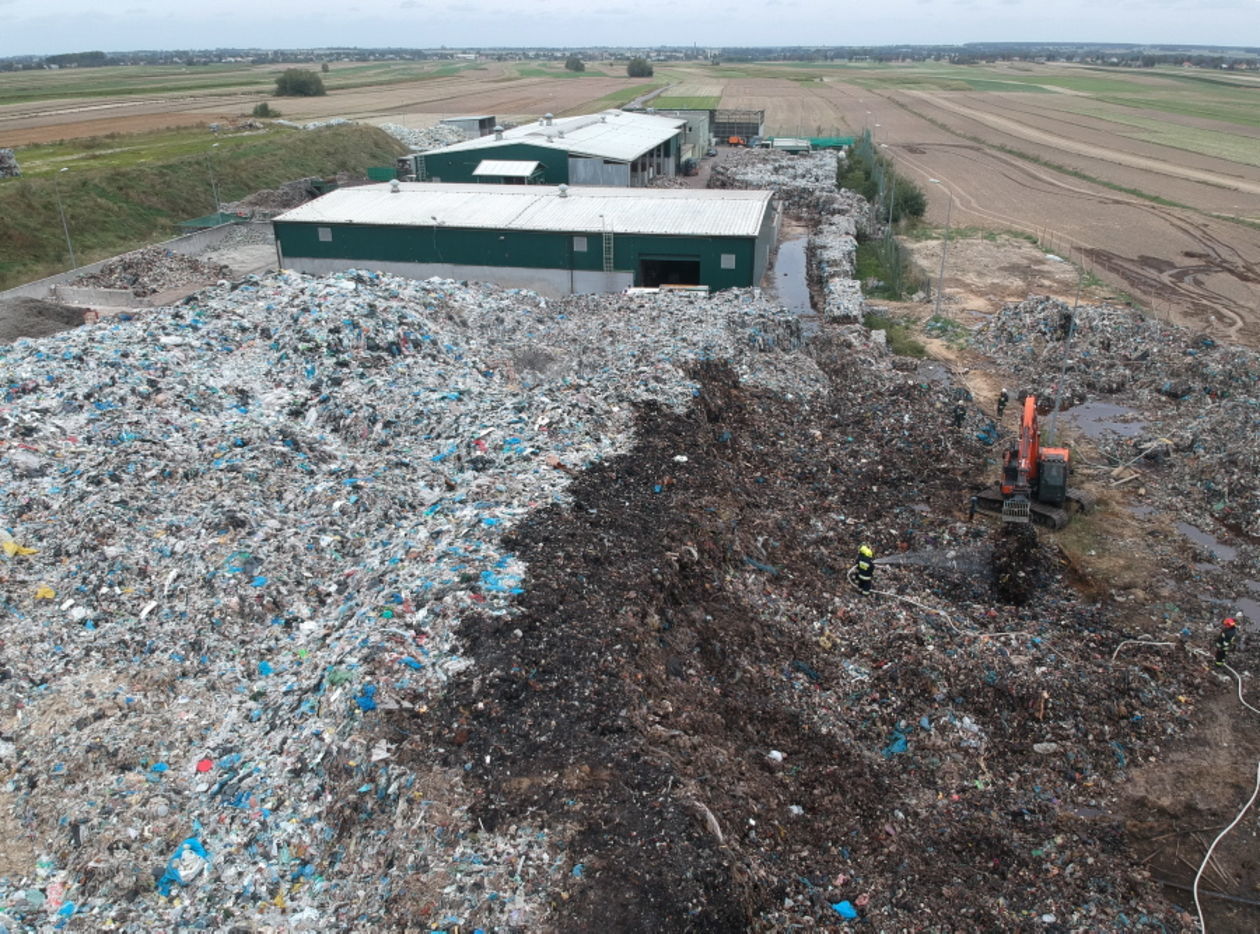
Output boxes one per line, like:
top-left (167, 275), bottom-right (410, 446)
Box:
top-left (420, 143), bottom-right (571, 184)
top-left (274, 221), bottom-right (759, 290)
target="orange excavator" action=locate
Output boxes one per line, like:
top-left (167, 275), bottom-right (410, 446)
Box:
top-left (973, 395), bottom-right (1093, 529)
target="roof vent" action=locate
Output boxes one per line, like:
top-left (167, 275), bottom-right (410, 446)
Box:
top-left (494, 125), bottom-right (504, 140)
top-left (558, 184), bottom-right (569, 198)
top-left (544, 112), bottom-right (554, 126)
top-left (557, 130), bottom-right (565, 138)
top-left (600, 114), bottom-right (607, 123)
top-left (389, 179), bottom-right (400, 193)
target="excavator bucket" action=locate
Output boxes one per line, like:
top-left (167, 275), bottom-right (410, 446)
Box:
top-left (1002, 495), bottom-right (1032, 524)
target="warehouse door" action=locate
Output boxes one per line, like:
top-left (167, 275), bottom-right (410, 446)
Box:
top-left (638, 255), bottom-right (701, 287)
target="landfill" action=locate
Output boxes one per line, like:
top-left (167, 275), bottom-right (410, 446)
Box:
top-left (0, 252), bottom-right (1228, 930)
top-left (0, 149), bottom-right (19, 179)
top-left (377, 123), bottom-right (469, 152)
top-left (70, 248), bottom-right (232, 297)
top-left (975, 296), bottom-right (1260, 538)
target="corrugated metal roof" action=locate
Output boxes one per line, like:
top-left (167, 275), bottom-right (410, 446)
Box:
top-left (471, 160), bottom-right (541, 178)
top-left (424, 110), bottom-right (685, 163)
top-left (274, 183), bottom-right (773, 238)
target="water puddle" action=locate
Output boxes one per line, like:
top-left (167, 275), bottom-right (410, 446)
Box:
top-left (771, 238), bottom-right (815, 332)
top-left (1127, 505), bottom-right (1156, 518)
top-left (915, 361), bottom-right (952, 385)
top-left (1063, 401), bottom-right (1147, 441)
top-left (1236, 581), bottom-right (1260, 629)
top-left (1176, 521), bottom-right (1238, 564)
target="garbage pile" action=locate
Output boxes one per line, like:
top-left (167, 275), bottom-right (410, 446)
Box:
top-left (812, 212), bottom-right (862, 321)
top-left (378, 122), bottom-right (468, 151)
top-left (0, 270), bottom-right (828, 931)
top-left (975, 296), bottom-right (1260, 535)
top-left (272, 118), bottom-right (353, 131)
top-left (0, 148), bottom-right (20, 178)
top-left (224, 178), bottom-right (335, 216)
top-left (71, 248), bottom-right (231, 297)
top-left (709, 150), bottom-right (865, 221)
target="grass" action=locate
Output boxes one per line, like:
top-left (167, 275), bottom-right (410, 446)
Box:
top-left (584, 82), bottom-right (666, 108)
top-left (923, 314), bottom-right (970, 347)
top-left (0, 124), bottom-right (405, 291)
top-left (863, 312), bottom-right (927, 357)
top-left (0, 61), bottom-right (485, 107)
top-left (651, 96), bottom-right (722, 110)
top-left (16, 125), bottom-right (274, 174)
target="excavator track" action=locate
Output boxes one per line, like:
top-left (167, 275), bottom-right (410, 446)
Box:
top-left (972, 487), bottom-right (1070, 530)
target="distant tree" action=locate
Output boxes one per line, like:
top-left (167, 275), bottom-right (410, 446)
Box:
top-left (321, 62), bottom-right (330, 73)
top-left (274, 68), bottom-right (326, 97)
top-left (251, 102), bottom-right (279, 117)
top-left (626, 58), bottom-right (654, 78)
top-left (564, 55), bottom-right (585, 73)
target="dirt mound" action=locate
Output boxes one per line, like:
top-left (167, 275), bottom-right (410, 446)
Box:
top-left (0, 297), bottom-right (85, 343)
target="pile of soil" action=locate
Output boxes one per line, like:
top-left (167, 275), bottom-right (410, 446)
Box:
top-left (0, 297), bottom-right (85, 343)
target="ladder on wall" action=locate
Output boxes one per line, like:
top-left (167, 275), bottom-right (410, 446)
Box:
top-left (602, 226), bottom-right (614, 274)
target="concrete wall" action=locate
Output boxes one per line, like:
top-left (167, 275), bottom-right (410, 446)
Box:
top-left (281, 256), bottom-right (632, 297)
top-left (0, 222), bottom-right (265, 304)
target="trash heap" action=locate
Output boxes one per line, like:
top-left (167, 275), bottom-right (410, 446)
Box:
top-left (407, 323), bottom-right (1203, 930)
top-left (710, 149), bottom-right (867, 321)
top-left (378, 123), bottom-right (468, 151)
top-left (225, 178), bottom-right (342, 216)
top-left (976, 296), bottom-right (1260, 535)
top-left (272, 118), bottom-right (353, 132)
top-left (812, 212), bottom-right (863, 321)
top-left (0, 270), bottom-right (826, 931)
top-left (0, 148), bottom-right (20, 179)
top-left (71, 248), bottom-right (231, 297)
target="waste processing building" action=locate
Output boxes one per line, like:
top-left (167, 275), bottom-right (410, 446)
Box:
top-left (273, 182), bottom-right (779, 295)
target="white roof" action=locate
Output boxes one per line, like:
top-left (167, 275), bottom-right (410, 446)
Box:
top-left (423, 110), bottom-right (686, 163)
top-left (471, 160), bottom-right (541, 178)
top-left (275, 183), bottom-right (773, 238)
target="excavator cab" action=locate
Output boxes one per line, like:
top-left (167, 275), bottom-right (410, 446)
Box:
top-left (1037, 449), bottom-right (1070, 507)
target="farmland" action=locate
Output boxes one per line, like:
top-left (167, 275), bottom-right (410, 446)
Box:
top-left (2, 58), bottom-right (1258, 343)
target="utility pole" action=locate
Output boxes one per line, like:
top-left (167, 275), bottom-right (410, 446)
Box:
top-left (207, 143), bottom-right (221, 214)
top-left (53, 167), bottom-right (77, 269)
top-left (929, 179), bottom-right (951, 318)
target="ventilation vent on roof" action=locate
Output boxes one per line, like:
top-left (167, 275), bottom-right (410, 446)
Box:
top-left (389, 179), bottom-right (400, 193)
top-left (544, 113), bottom-right (554, 126)
top-left (494, 125), bottom-right (504, 140)
top-left (558, 184), bottom-right (568, 198)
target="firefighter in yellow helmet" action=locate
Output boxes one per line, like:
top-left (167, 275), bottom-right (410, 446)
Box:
top-left (855, 544), bottom-right (875, 595)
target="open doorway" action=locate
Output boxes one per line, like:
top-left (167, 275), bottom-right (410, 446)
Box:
top-left (638, 256), bottom-right (701, 287)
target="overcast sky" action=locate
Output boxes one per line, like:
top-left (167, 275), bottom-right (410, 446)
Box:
top-left (2, 0), bottom-right (1257, 57)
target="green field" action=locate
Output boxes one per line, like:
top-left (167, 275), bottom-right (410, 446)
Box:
top-left (652, 96), bottom-right (722, 110)
top-left (0, 60), bottom-right (484, 107)
top-left (0, 124), bottom-right (404, 290)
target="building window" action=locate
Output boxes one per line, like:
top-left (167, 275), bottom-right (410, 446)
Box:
top-left (317, 227), bottom-right (332, 242)
top-left (573, 236), bottom-right (588, 252)
top-left (720, 253), bottom-right (736, 269)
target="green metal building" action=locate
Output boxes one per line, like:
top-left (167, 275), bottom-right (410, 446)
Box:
top-left (273, 182), bottom-right (779, 296)
top-left (400, 110), bottom-right (686, 187)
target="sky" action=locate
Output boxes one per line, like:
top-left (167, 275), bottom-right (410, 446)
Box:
top-left (1, 0), bottom-right (1257, 57)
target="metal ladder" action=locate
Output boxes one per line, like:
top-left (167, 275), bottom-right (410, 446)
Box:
top-left (602, 227), bottom-right (614, 273)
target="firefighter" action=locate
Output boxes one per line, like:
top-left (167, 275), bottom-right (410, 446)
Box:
top-left (1215, 617), bottom-right (1239, 666)
top-left (855, 544), bottom-right (875, 595)
top-left (997, 388), bottom-right (1009, 419)
top-left (952, 401), bottom-right (966, 429)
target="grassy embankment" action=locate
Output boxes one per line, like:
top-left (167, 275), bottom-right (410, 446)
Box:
top-left (0, 124), bottom-right (405, 291)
